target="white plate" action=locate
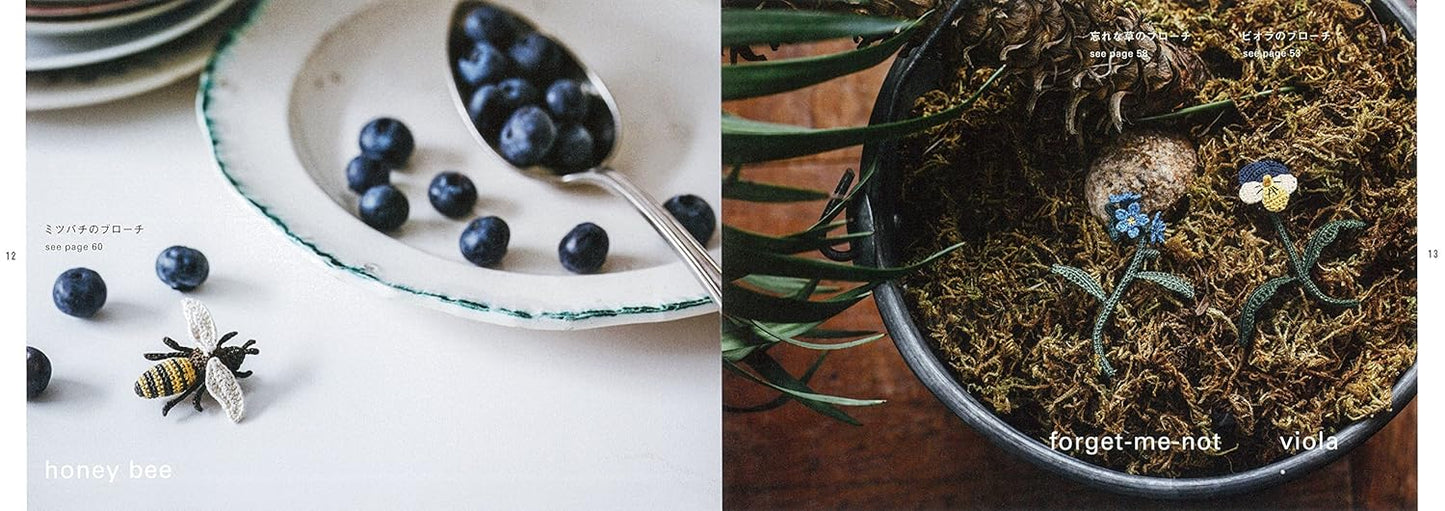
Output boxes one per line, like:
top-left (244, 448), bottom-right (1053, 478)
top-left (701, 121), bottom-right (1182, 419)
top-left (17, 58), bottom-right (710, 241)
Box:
top-left (27, 0), bottom-right (189, 37)
top-left (26, 0), bottom-right (238, 71)
top-left (26, 1), bottom-right (254, 110)
top-left (200, 0), bottom-right (719, 330)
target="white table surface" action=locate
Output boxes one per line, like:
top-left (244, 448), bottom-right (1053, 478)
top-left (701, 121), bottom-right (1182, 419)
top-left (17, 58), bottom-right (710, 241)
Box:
top-left (26, 79), bottom-right (721, 509)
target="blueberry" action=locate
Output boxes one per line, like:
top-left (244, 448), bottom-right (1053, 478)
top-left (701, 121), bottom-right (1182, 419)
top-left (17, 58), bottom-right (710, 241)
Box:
top-left (52, 267), bottom-right (106, 318)
top-left (346, 155), bottom-right (391, 194)
top-left (457, 42), bottom-right (511, 87)
top-left (558, 222), bottom-right (608, 274)
top-left (467, 85), bottom-right (509, 137)
top-left (497, 78), bottom-right (541, 108)
top-left (585, 95), bottom-right (616, 165)
top-left (428, 171), bottom-right (478, 219)
top-left (459, 216), bottom-right (510, 267)
top-left (499, 106), bottom-right (558, 167)
top-left (508, 32), bottom-right (562, 79)
top-left (546, 124), bottom-right (595, 172)
top-left (155, 245), bottom-right (210, 291)
top-left (545, 79), bottom-right (589, 123)
top-left (27, 347), bottom-right (50, 400)
top-left (358, 118), bottom-right (414, 167)
top-left (359, 185), bottom-right (409, 231)
top-left (664, 194), bottom-right (716, 244)
top-left (463, 5), bottom-right (521, 46)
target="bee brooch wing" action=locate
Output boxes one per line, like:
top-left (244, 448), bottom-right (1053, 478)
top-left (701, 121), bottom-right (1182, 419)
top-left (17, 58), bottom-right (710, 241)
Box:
top-left (182, 298), bottom-right (218, 353)
top-left (205, 357), bottom-right (245, 423)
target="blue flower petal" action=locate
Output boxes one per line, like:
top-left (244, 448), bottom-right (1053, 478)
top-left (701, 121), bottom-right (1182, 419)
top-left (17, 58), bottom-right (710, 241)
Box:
top-left (1115, 208), bottom-right (1128, 220)
top-left (1237, 159), bottom-right (1292, 185)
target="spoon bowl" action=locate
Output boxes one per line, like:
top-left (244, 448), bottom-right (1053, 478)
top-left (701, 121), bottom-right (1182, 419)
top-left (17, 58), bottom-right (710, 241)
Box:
top-left (445, 0), bottom-right (721, 303)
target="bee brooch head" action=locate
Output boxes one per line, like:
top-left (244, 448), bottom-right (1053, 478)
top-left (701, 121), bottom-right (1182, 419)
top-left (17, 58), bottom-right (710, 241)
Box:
top-left (134, 298), bottom-right (257, 423)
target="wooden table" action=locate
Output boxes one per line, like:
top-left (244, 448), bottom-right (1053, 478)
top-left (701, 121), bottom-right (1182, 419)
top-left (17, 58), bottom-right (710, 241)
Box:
top-left (721, 42), bottom-right (1417, 510)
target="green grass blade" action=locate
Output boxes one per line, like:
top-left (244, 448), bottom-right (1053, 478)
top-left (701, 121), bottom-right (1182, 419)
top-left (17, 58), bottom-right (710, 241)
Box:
top-left (749, 320), bottom-right (884, 351)
top-left (727, 241), bottom-right (965, 282)
top-left (722, 22), bottom-right (918, 101)
top-left (738, 275), bottom-right (841, 295)
top-left (724, 282), bottom-right (874, 323)
top-left (723, 225), bottom-right (873, 255)
top-left (722, 9), bottom-right (910, 46)
top-left (1137, 86), bottom-right (1302, 122)
top-left (723, 179), bottom-right (831, 202)
top-left (724, 352), bottom-right (831, 414)
top-left (722, 65), bottom-right (1005, 164)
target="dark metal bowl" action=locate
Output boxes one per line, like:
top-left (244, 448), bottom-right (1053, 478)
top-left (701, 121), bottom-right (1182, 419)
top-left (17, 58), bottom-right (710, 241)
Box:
top-left (849, 0), bottom-right (1417, 499)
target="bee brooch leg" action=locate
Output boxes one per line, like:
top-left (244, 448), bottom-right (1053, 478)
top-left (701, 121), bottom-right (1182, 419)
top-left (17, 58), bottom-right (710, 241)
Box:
top-left (161, 385), bottom-right (200, 416)
top-left (163, 336), bottom-right (189, 352)
top-left (191, 370), bottom-right (207, 413)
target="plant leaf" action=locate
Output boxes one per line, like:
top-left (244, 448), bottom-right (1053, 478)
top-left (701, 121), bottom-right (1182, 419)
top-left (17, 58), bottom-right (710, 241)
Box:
top-left (1137, 86), bottom-right (1302, 122)
top-left (724, 351), bottom-right (832, 414)
top-left (721, 65), bottom-right (1007, 164)
top-left (754, 320), bottom-right (884, 350)
top-left (721, 9), bottom-right (910, 46)
top-left (1238, 275), bottom-right (1298, 349)
top-left (1303, 219), bottom-right (1367, 267)
top-left (738, 275), bottom-right (841, 295)
top-left (722, 22), bottom-right (918, 101)
top-left (728, 241), bottom-right (965, 282)
top-left (724, 355), bottom-right (882, 425)
top-left (724, 282), bottom-right (874, 323)
top-left (1135, 271), bottom-right (1196, 300)
top-left (723, 179), bottom-right (831, 203)
top-left (723, 225), bottom-right (873, 255)
top-left (1050, 265), bottom-right (1106, 303)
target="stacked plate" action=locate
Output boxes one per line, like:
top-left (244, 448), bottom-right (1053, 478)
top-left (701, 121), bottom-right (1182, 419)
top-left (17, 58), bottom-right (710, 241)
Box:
top-left (26, 0), bottom-right (255, 110)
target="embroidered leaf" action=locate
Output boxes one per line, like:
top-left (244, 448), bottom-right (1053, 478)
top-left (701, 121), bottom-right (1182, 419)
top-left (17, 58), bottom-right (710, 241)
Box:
top-left (1139, 248), bottom-right (1161, 260)
top-left (1135, 271), bottom-right (1196, 300)
top-left (1050, 265), bottom-right (1106, 303)
top-left (1238, 275), bottom-right (1298, 349)
top-left (1303, 219), bottom-right (1367, 267)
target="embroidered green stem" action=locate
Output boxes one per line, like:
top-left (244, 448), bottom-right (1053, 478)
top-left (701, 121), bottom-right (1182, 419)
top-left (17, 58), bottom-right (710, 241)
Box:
top-left (1268, 212), bottom-right (1359, 308)
top-left (1088, 235), bottom-right (1150, 377)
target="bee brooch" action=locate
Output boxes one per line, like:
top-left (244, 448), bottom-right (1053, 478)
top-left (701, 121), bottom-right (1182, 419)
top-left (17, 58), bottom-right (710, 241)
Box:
top-left (134, 298), bottom-right (258, 423)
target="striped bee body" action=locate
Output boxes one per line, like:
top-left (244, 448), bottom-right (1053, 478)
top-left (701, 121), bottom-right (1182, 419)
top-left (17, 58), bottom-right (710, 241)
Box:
top-left (134, 357), bottom-right (200, 399)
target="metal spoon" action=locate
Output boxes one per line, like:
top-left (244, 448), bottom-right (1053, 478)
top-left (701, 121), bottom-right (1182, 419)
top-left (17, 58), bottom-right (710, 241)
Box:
top-left (445, 1), bottom-right (721, 304)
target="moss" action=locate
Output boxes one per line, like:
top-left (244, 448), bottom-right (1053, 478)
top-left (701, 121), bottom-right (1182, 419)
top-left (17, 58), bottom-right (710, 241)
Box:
top-left (895, 0), bottom-right (1415, 476)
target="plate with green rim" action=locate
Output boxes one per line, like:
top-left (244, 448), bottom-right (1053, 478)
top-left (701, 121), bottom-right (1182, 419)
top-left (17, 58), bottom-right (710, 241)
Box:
top-left (198, 0), bottom-right (719, 330)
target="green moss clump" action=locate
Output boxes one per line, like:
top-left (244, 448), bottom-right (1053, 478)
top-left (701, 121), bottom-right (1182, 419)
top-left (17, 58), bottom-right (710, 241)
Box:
top-left (896, 0), bottom-right (1415, 476)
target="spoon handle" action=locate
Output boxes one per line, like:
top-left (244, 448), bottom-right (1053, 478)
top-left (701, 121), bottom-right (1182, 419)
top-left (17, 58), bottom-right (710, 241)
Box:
top-left (580, 168), bottom-right (723, 304)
